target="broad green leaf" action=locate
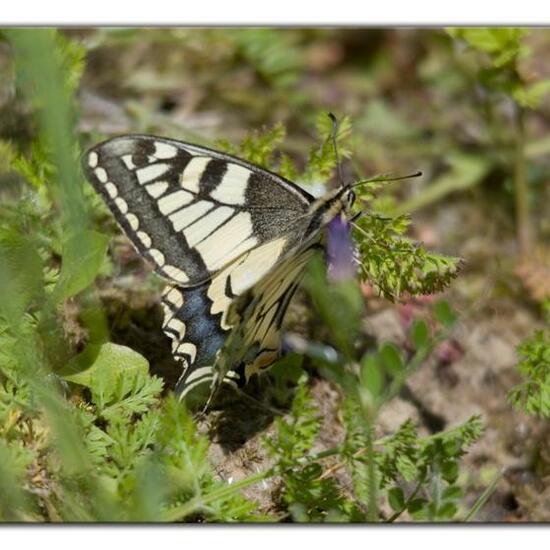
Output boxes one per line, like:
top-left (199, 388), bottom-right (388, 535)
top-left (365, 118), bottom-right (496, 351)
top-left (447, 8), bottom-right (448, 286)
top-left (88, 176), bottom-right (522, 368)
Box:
top-left (442, 486), bottom-right (463, 500)
top-left (379, 343), bottom-right (404, 375)
top-left (407, 497), bottom-right (428, 518)
top-left (437, 501), bottom-right (458, 520)
top-left (410, 319), bottom-right (429, 349)
top-left (441, 460), bottom-right (459, 484)
top-left (270, 353), bottom-right (305, 384)
top-left (388, 487), bottom-right (405, 512)
top-left (433, 300), bottom-right (457, 329)
top-left (443, 438), bottom-right (461, 456)
top-left (62, 342), bottom-right (149, 389)
top-left (360, 354), bottom-right (383, 397)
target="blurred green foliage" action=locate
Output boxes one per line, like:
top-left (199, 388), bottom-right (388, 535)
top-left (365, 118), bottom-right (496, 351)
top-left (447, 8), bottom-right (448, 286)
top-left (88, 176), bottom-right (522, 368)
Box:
top-left (445, 28), bottom-right (550, 253)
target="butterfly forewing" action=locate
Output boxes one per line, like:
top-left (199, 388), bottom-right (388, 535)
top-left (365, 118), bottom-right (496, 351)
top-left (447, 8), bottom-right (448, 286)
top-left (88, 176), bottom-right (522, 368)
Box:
top-left (83, 135), bottom-right (314, 287)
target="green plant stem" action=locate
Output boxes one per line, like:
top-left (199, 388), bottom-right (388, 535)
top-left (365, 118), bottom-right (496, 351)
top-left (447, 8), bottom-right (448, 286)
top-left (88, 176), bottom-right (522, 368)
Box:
top-left (514, 104), bottom-right (532, 256)
top-left (463, 468), bottom-right (504, 522)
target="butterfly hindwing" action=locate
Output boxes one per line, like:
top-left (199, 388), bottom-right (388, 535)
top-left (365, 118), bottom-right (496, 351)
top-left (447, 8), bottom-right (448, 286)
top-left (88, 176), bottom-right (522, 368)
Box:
top-left (161, 235), bottom-right (311, 396)
top-left (161, 282), bottom-right (234, 396)
top-left (164, 239), bottom-right (320, 398)
top-left (83, 135), bottom-right (315, 287)
top-left (213, 240), bottom-right (322, 390)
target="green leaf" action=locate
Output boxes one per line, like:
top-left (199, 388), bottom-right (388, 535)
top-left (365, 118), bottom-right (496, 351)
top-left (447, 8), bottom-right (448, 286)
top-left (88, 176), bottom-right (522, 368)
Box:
top-left (441, 460), bottom-right (459, 484)
top-left (443, 438), bottom-right (461, 456)
top-left (512, 79), bottom-right (550, 109)
top-left (433, 300), bottom-right (457, 329)
top-left (407, 497), bottom-right (428, 518)
top-left (442, 486), bottom-right (463, 500)
top-left (507, 325), bottom-right (550, 418)
top-left (361, 354), bottom-right (383, 397)
top-left (269, 353), bottom-right (305, 385)
top-left (62, 342), bottom-right (149, 389)
top-left (217, 122), bottom-right (287, 169)
top-left (448, 28), bottom-right (528, 62)
top-left (304, 255), bottom-right (363, 358)
top-left (354, 213), bottom-right (461, 299)
top-left (379, 343), bottom-right (404, 375)
top-left (395, 454), bottom-right (418, 482)
top-left (388, 487), bottom-right (405, 512)
top-left (0, 140), bottom-right (17, 173)
top-left (437, 501), bottom-right (458, 520)
top-left (410, 319), bottom-right (429, 349)
top-left (461, 28), bottom-right (520, 53)
top-left (54, 230), bottom-right (109, 300)
top-left (303, 112), bottom-right (352, 183)
top-left (0, 440), bottom-right (35, 520)
top-left (7, 29), bottom-right (91, 259)
top-left (234, 29), bottom-right (302, 88)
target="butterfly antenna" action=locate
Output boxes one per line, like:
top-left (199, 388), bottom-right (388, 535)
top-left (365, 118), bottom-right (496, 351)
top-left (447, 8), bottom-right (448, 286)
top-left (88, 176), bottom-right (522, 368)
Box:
top-left (349, 210), bottom-right (365, 223)
top-left (328, 112), bottom-right (346, 188)
top-left (351, 171), bottom-right (422, 189)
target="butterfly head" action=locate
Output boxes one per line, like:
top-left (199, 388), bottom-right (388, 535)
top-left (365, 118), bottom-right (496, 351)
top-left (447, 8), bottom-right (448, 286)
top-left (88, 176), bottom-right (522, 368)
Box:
top-left (308, 184), bottom-right (356, 232)
top-left (337, 185), bottom-right (357, 222)
top-left (344, 187), bottom-right (356, 211)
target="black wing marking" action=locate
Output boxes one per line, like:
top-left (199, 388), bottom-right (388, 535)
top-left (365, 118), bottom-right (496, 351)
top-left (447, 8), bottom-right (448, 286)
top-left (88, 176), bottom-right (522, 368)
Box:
top-left (82, 135), bottom-right (314, 287)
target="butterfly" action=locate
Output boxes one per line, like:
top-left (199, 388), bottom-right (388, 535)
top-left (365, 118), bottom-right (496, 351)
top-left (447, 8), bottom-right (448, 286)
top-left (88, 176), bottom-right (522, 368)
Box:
top-left (82, 131), bottom-right (357, 399)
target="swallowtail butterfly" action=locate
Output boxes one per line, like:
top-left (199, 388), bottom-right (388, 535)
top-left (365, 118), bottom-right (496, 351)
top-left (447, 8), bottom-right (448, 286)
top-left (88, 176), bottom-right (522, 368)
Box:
top-left (82, 133), bottom-right (357, 399)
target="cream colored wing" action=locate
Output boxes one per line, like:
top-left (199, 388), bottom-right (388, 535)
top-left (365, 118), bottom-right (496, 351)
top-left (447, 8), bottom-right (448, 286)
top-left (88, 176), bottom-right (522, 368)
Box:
top-left (82, 135), bottom-right (314, 287)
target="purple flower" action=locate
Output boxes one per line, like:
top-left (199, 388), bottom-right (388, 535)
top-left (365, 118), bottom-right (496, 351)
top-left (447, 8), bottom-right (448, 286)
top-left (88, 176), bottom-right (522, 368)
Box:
top-left (327, 216), bottom-right (357, 282)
